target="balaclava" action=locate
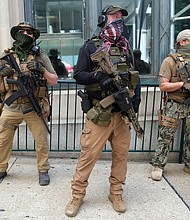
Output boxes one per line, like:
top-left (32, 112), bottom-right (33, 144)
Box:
top-left (12, 31), bottom-right (34, 61)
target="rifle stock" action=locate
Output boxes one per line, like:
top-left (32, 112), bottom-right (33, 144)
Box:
top-left (90, 46), bottom-right (117, 75)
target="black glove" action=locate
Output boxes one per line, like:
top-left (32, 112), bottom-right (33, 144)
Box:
top-left (27, 61), bottom-right (45, 74)
top-left (94, 71), bottom-right (116, 91)
top-left (0, 65), bottom-right (14, 77)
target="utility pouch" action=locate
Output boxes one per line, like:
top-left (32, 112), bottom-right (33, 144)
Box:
top-left (119, 71), bottom-right (139, 90)
top-left (37, 86), bottom-right (47, 98)
top-left (86, 102), bottom-right (112, 127)
top-left (158, 109), bottom-right (178, 128)
top-left (39, 94), bottom-right (51, 120)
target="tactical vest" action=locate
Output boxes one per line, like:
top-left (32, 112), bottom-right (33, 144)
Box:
top-left (2, 50), bottom-right (47, 104)
top-left (167, 53), bottom-right (190, 103)
top-left (85, 37), bottom-right (138, 99)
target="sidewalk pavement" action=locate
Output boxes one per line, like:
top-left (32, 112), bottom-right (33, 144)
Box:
top-left (0, 156), bottom-right (189, 220)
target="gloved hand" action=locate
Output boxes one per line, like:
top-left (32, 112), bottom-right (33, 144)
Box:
top-left (94, 71), bottom-right (116, 91)
top-left (0, 65), bottom-right (14, 77)
top-left (183, 82), bottom-right (190, 91)
top-left (26, 61), bottom-right (45, 74)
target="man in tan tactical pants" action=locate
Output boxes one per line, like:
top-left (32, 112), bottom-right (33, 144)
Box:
top-left (72, 112), bottom-right (130, 197)
top-left (0, 22), bottom-right (58, 185)
top-left (0, 110), bottom-right (50, 173)
top-left (66, 112), bottom-right (130, 216)
top-left (65, 4), bottom-right (141, 217)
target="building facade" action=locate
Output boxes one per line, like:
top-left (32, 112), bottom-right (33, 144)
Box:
top-left (1, 0), bottom-right (190, 76)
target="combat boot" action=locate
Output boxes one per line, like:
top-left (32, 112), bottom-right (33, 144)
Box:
top-left (151, 166), bottom-right (163, 181)
top-left (65, 197), bottom-right (83, 217)
top-left (39, 171), bottom-right (50, 186)
top-left (108, 193), bottom-right (126, 213)
top-left (183, 165), bottom-right (190, 174)
top-left (0, 171), bottom-right (7, 179)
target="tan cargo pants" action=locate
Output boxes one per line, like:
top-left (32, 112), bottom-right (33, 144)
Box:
top-left (0, 108), bottom-right (50, 172)
top-left (71, 112), bottom-right (131, 199)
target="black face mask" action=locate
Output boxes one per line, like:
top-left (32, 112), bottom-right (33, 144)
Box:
top-left (14, 31), bottom-right (34, 48)
top-left (12, 32), bottom-right (35, 60)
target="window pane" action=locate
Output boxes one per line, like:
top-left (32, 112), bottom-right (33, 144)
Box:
top-left (33, 0), bottom-right (83, 76)
top-left (35, 0), bottom-right (83, 34)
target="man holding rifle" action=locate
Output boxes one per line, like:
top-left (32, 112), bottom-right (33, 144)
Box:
top-left (65, 5), bottom-right (141, 217)
top-left (0, 22), bottom-right (58, 185)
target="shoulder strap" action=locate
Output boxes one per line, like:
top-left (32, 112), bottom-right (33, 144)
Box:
top-left (91, 37), bottom-right (104, 50)
top-left (168, 53), bottom-right (185, 69)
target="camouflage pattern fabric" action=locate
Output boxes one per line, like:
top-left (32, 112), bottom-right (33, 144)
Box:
top-left (152, 100), bottom-right (190, 167)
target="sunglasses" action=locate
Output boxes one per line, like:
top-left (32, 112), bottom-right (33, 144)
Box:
top-left (18, 29), bottom-right (34, 35)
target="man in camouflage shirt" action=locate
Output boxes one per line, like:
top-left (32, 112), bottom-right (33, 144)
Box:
top-left (151, 29), bottom-right (190, 181)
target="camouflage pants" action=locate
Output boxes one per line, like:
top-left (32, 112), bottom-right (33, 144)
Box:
top-left (152, 100), bottom-right (190, 167)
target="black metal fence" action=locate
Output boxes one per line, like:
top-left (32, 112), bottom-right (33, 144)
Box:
top-left (12, 77), bottom-right (184, 162)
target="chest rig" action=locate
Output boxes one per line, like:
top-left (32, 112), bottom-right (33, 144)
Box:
top-left (86, 37), bottom-right (139, 98)
top-left (3, 50), bottom-right (47, 103)
top-left (169, 53), bottom-right (185, 81)
top-left (167, 53), bottom-right (190, 103)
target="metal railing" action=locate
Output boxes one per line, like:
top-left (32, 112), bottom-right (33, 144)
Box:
top-left (12, 77), bottom-right (184, 162)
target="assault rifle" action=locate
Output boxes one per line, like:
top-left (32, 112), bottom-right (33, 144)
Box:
top-left (90, 46), bottom-right (144, 139)
top-left (2, 53), bottom-right (50, 134)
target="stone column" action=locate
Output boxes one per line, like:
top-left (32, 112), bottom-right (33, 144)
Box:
top-left (0, 0), bottom-right (24, 52)
top-left (151, 0), bottom-right (171, 74)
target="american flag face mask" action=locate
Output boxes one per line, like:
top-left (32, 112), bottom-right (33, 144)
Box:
top-left (101, 18), bottom-right (124, 43)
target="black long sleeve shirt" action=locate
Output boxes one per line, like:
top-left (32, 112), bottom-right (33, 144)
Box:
top-left (74, 38), bottom-right (141, 112)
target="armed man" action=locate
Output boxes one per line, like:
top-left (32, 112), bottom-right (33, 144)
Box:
top-left (151, 29), bottom-right (190, 181)
top-left (65, 5), bottom-right (141, 217)
top-left (0, 22), bottom-right (58, 185)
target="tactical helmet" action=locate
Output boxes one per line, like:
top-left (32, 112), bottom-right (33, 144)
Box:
top-left (10, 22), bottom-right (40, 40)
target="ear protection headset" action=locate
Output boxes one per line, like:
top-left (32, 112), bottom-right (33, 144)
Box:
top-left (97, 5), bottom-right (111, 28)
